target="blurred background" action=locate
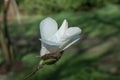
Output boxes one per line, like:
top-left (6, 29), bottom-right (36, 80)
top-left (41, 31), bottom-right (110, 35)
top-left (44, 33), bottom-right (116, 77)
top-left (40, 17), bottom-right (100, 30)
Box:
top-left (0, 0), bottom-right (120, 80)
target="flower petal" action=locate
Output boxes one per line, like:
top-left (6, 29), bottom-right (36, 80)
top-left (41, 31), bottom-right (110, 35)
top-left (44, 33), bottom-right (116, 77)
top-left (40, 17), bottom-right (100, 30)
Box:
top-left (59, 27), bottom-right (81, 50)
top-left (57, 19), bottom-right (68, 37)
top-left (65, 27), bottom-right (81, 39)
top-left (40, 45), bottom-right (49, 56)
top-left (50, 19), bottom-right (68, 42)
top-left (62, 35), bottom-right (80, 50)
top-left (59, 27), bottom-right (81, 43)
top-left (40, 39), bottom-right (61, 53)
top-left (40, 17), bottom-right (58, 40)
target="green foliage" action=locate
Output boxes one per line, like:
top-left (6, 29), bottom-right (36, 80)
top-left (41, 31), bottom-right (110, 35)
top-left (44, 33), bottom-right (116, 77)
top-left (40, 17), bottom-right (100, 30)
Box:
top-left (7, 4), bottom-right (120, 80)
top-left (22, 53), bottom-right (39, 67)
top-left (0, 0), bottom-right (3, 12)
top-left (19, 0), bottom-right (61, 14)
top-left (56, 0), bottom-right (79, 10)
top-left (18, 0), bottom-right (120, 14)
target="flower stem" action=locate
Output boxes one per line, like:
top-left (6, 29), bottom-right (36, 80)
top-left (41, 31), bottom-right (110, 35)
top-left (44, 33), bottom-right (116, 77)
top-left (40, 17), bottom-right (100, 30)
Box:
top-left (22, 62), bottom-right (43, 80)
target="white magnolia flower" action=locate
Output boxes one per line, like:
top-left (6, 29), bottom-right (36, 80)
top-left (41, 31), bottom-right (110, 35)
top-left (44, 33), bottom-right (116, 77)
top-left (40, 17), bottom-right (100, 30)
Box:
top-left (40, 17), bottom-right (82, 57)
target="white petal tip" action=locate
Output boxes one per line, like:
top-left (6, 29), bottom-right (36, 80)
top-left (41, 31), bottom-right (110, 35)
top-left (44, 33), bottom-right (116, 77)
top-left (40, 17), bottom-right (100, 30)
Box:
top-left (40, 17), bottom-right (54, 24)
top-left (77, 27), bottom-right (82, 34)
top-left (63, 19), bottom-right (68, 24)
top-left (79, 28), bottom-right (82, 33)
top-left (45, 17), bottom-right (53, 20)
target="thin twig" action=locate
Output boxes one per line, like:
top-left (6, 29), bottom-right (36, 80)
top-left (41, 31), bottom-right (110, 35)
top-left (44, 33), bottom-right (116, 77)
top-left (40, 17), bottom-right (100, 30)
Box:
top-left (22, 64), bottom-right (43, 80)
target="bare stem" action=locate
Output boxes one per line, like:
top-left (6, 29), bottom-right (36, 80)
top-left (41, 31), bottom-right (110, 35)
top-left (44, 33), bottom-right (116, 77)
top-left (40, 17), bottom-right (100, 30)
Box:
top-left (22, 64), bottom-right (43, 80)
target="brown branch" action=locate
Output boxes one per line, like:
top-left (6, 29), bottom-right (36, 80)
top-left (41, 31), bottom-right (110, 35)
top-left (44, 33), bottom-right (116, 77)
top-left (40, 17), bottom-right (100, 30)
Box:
top-left (3, 0), bottom-right (13, 64)
top-left (0, 26), bottom-right (11, 64)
